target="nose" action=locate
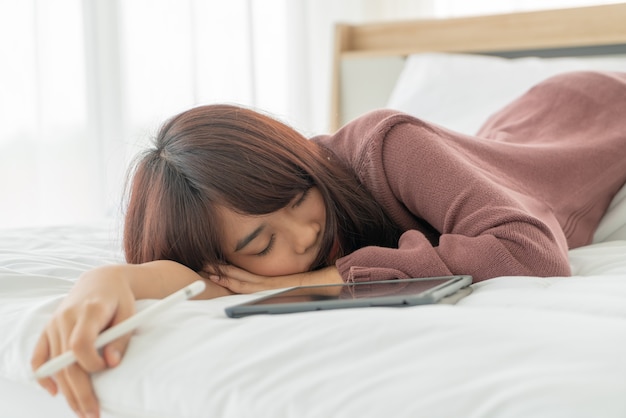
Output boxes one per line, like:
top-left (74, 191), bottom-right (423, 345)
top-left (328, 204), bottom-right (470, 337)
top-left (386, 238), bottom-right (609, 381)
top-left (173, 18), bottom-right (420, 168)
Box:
top-left (288, 218), bottom-right (320, 255)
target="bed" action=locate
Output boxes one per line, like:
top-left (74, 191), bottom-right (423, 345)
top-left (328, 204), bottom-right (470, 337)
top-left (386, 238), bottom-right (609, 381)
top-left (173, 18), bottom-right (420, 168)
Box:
top-left (2, 4), bottom-right (626, 418)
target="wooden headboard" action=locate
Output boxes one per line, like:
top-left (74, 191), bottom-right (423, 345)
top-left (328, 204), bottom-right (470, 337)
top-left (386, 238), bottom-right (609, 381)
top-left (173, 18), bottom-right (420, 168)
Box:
top-left (330, 3), bottom-right (626, 131)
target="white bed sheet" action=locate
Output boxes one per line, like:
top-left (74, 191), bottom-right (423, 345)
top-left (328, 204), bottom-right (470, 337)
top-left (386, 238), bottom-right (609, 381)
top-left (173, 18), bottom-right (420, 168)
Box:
top-left (1, 221), bottom-right (626, 418)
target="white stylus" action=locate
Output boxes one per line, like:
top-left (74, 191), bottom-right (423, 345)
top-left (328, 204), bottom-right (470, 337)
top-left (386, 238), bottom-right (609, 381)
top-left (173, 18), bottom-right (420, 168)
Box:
top-left (33, 280), bottom-right (206, 380)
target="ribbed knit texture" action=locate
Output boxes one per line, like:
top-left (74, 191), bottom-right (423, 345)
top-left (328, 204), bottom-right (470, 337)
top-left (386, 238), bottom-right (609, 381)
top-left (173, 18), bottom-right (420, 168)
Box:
top-left (312, 71), bottom-right (626, 283)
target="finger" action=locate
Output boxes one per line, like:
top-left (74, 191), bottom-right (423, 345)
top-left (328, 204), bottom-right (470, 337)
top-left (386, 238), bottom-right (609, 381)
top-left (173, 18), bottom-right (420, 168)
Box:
top-left (56, 304), bottom-right (107, 417)
top-left (209, 275), bottom-right (254, 294)
top-left (64, 363), bottom-right (100, 418)
top-left (219, 265), bottom-right (252, 280)
top-left (220, 266), bottom-right (268, 287)
top-left (31, 330), bottom-right (58, 396)
top-left (55, 375), bottom-right (81, 417)
top-left (208, 274), bottom-right (236, 290)
top-left (68, 302), bottom-right (112, 372)
top-left (208, 274), bottom-right (226, 285)
top-left (102, 298), bottom-right (135, 368)
top-left (49, 331), bottom-right (82, 416)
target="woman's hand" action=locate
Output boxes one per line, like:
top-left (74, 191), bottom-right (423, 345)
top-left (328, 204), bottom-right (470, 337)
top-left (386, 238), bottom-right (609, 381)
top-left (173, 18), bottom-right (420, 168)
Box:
top-left (31, 260), bottom-right (233, 418)
top-left (31, 266), bottom-right (136, 418)
top-left (206, 265), bottom-right (343, 294)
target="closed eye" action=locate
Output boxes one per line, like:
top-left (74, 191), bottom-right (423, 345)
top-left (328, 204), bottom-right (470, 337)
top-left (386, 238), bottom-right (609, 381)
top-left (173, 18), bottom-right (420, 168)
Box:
top-left (256, 234), bottom-right (276, 256)
top-left (292, 188), bottom-right (310, 208)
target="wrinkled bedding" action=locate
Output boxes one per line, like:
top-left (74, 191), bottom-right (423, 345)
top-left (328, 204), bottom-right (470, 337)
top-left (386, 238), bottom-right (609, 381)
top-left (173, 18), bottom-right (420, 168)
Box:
top-left (1, 221), bottom-right (625, 418)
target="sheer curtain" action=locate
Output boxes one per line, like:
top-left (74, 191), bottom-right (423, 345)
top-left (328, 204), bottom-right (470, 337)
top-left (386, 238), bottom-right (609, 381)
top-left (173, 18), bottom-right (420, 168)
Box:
top-left (1, 0), bottom-right (285, 228)
top-left (0, 0), bottom-right (433, 228)
top-left (0, 0), bottom-right (616, 228)
top-left (1, 0), bottom-right (96, 228)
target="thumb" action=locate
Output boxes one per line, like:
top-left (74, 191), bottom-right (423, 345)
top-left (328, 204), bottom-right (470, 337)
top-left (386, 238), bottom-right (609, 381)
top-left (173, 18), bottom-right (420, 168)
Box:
top-left (102, 340), bottom-right (129, 368)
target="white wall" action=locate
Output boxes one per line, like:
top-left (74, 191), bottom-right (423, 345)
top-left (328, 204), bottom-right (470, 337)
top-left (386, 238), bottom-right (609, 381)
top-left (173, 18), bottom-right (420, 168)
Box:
top-left (0, 0), bottom-right (619, 228)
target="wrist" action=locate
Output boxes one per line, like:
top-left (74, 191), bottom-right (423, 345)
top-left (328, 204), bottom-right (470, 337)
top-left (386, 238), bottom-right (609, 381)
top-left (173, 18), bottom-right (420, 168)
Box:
top-left (303, 266), bottom-right (343, 286)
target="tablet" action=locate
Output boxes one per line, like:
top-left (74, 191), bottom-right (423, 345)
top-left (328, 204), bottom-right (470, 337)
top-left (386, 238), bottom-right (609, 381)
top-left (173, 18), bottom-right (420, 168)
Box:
top-left (225, 275), bottom-right (472, 318)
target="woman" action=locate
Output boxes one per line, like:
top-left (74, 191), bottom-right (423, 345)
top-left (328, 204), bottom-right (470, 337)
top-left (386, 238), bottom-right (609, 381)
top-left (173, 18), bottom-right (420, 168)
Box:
top-left (32, 71), bottom-right (626, 417)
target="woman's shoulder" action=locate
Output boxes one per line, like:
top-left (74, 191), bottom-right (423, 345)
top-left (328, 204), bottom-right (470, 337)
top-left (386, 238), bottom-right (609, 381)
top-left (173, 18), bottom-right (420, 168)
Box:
top-left (340, 109), bottom-right (419, 133)
top-left (312, 109), bottom-right (426, 149)
top-left (311, 109), bottom-right (420, 168)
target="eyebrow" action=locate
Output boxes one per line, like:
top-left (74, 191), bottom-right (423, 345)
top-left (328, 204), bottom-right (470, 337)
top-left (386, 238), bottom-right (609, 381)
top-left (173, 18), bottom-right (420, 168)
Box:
top-left (234, 224), bottom-right (266, 252)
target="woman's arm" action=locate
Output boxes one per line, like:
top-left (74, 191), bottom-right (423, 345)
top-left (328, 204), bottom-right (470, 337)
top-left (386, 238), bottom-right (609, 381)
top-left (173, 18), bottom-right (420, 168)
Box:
top-left (207, 265), bottom-right (343, 293)
top-left (334, 120), bottom-right (571, 283)
top-left (118, 260), bottom-right (233, 300)
top-left (31, 260), bottom-right (232, 418)
top-left (317, 109), bottom-right (573, 283)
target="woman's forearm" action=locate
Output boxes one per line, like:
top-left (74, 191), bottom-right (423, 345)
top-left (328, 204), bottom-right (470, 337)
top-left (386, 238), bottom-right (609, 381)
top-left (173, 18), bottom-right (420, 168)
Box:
top-left (89, 261), bottom-right (232, 300)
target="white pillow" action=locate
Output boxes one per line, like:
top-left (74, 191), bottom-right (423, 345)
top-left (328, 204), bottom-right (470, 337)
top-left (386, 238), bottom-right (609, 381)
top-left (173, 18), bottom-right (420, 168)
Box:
top-left (593, 182), bottom-right (626, 243)
top-left (386, 52), bottom-right (626, 135)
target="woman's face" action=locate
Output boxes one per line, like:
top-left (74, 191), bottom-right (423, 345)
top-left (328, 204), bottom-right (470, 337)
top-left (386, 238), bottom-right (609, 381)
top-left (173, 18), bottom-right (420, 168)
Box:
top-left (218, 187), bottom-right (327, 277)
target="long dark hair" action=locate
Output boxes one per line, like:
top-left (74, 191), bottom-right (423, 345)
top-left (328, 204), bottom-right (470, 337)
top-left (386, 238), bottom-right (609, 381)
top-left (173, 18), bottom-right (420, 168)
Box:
top-left (123, 104), bottom-right (400, 273)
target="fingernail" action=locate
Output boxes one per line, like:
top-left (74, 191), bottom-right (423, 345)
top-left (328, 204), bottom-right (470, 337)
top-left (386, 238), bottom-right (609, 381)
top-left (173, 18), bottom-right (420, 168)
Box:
top-left (108, 349), bottom-right (121, 367)
top-left (209, 275), bottom-right (219, 282)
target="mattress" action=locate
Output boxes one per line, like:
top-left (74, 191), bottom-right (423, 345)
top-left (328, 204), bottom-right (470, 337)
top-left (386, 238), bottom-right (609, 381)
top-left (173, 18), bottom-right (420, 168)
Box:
top-left (1, 220), bottom-right (626, 418)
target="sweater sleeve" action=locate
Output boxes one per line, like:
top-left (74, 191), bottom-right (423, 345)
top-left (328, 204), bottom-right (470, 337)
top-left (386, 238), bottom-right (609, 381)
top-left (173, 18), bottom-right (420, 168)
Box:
top-left (335, 121), bottom-right (571, 283)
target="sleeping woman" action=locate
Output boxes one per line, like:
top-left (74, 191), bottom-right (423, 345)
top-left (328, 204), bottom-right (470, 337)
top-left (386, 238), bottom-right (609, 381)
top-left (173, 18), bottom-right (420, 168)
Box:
top-left (31, 71), bottom-right (626, 418)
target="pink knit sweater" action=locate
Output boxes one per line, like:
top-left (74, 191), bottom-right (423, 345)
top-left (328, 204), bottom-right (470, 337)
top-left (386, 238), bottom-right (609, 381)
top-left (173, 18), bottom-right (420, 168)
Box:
top-left (312, 71), bottom-right (626, 283)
